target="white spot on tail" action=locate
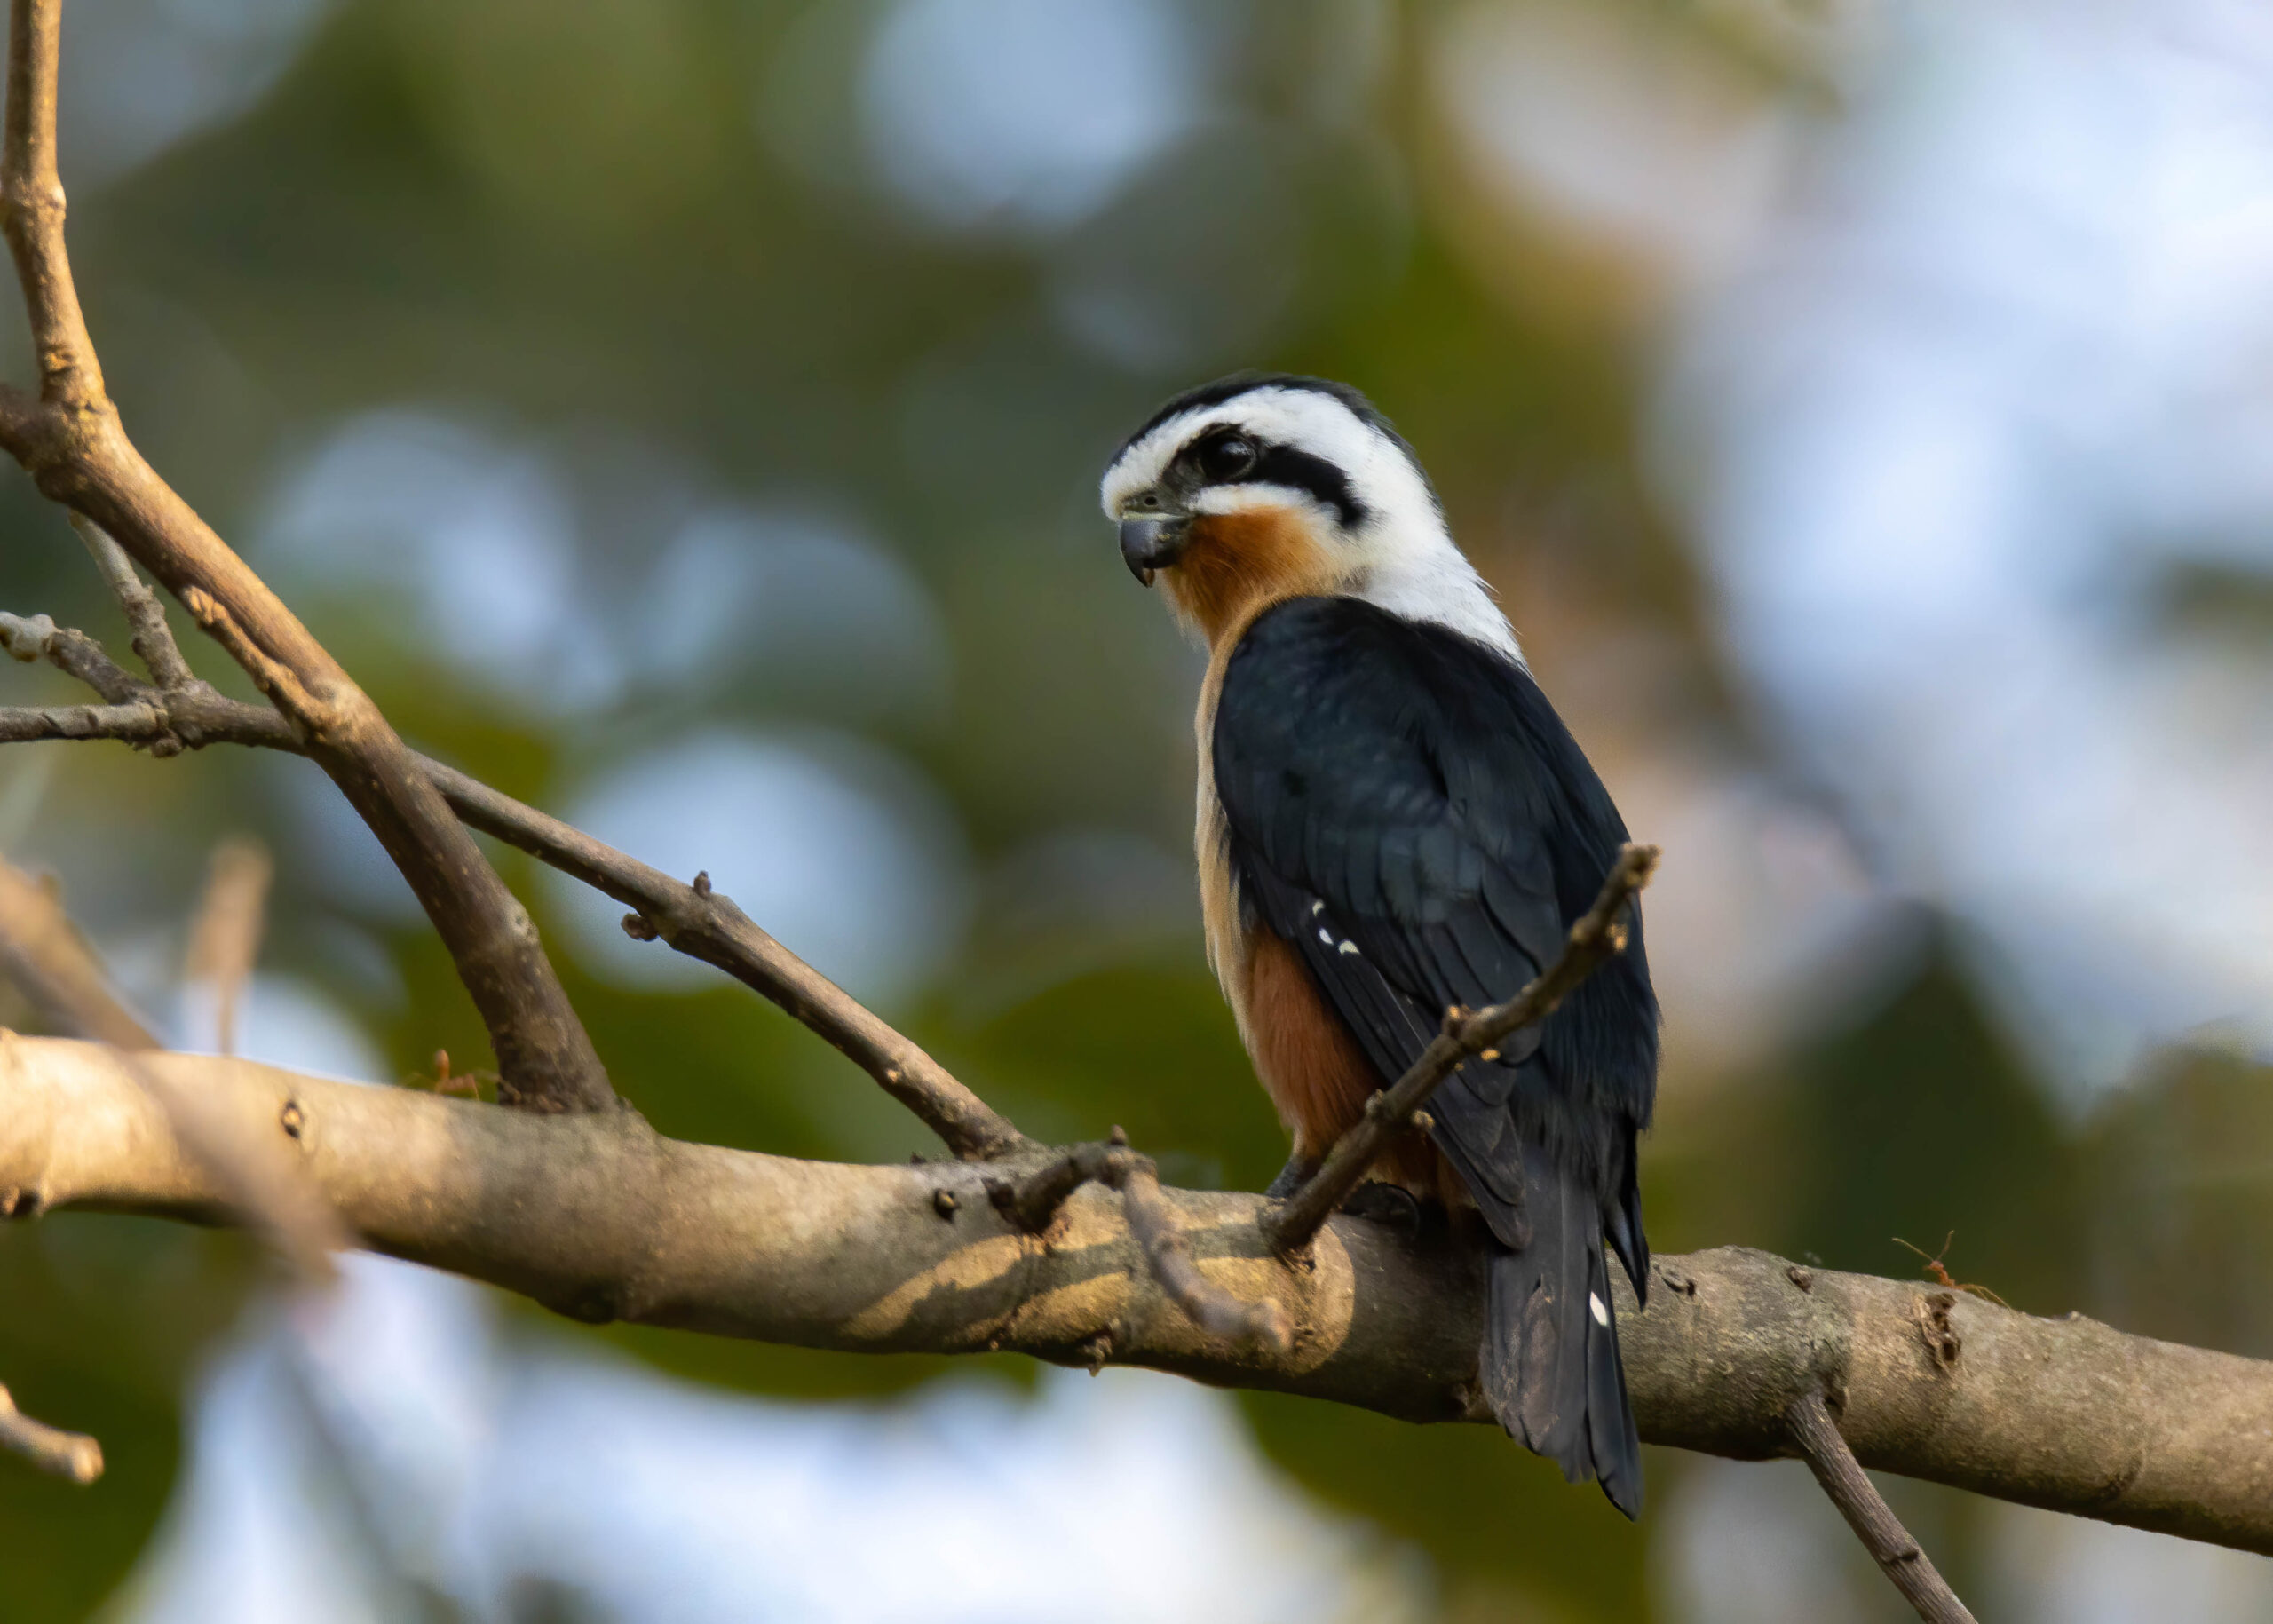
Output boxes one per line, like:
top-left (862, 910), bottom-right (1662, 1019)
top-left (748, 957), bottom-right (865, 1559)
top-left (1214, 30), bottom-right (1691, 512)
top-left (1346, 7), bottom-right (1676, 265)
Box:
top-left (1589, 1291), bottom-right (1609, 1327)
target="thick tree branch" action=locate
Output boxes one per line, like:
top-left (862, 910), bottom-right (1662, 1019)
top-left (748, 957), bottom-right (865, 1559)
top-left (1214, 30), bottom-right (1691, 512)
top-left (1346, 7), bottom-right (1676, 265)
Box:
top-left (4, 1034), bottom-right (2268, 1554)
top-left (1267, 844), bottom-right (1659, 1255)
top-left (0, 0), bottom-right (611, 1114)
top-left (0, 649), bottom-right (1025, 1158)
top-left (1788, 1385), bottom-right (1976, 1624)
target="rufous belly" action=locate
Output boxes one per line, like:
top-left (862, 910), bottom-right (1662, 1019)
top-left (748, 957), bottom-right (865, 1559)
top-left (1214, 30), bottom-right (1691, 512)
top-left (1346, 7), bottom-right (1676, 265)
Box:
top-left (1239, 927), bottom-right (1446, 1194)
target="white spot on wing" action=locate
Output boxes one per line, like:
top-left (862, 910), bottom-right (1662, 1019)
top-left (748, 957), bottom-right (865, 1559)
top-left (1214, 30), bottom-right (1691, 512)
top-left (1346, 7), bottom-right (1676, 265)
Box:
top-left (1589, 1291), bottom-right (1609, 1327)
top-left (1338, 940), bottom-right (1360, 955)
top-left (1318, 928), bottom-right (1334, 945)
top-left (1310, 900), bottom-right (1325, 915)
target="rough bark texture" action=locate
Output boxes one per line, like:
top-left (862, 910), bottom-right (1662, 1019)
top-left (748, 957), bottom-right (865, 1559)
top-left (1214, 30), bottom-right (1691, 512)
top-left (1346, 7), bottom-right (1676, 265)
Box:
top-left (6, 1033), bottom-right (2267, 1555)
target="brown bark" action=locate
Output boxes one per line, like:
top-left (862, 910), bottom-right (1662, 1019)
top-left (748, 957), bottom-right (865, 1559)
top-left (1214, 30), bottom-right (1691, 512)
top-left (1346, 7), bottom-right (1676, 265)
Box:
top-left (0, 657), bottom-right (1021, 1159)
top-left (5, 1033), bottom-right (2267, 1557)
top-left (0, 0), bottom-right (611, 1113)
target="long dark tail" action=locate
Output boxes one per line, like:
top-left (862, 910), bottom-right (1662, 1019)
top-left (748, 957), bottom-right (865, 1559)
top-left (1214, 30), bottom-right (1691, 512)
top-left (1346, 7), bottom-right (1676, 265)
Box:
top-left (1478, 1139), bottom-right (1644, 1518)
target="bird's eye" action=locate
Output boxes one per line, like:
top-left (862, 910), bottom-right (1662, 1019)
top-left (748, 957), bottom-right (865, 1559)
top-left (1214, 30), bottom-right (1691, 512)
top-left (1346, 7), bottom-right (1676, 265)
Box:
top-left (1199, 434), bottom-right (1256, 482)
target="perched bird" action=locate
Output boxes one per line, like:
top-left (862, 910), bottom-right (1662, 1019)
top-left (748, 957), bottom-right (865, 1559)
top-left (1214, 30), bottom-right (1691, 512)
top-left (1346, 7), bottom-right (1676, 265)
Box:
top-left (1100, 374), bottom-right (1659, 1516)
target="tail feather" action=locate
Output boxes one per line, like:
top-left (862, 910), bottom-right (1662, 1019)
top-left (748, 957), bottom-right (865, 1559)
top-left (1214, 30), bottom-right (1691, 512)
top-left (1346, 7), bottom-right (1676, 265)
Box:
top-left (1608, 1139), bottom-right (1649, 1311)
top-left (1479, 1140), bottom-right (1645, 1519)
top-left (1585, 1244), bottom-right (1644, 1517)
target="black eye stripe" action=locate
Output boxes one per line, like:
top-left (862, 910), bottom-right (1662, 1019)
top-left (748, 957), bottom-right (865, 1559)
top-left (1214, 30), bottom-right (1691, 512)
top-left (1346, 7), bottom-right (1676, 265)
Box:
top-left (1109, 373), bottom-right (1439, 532)
top-left (1179, 437), bottom-right (1365, 528)
top-left (1247, 444), bottom-right (1365, 527)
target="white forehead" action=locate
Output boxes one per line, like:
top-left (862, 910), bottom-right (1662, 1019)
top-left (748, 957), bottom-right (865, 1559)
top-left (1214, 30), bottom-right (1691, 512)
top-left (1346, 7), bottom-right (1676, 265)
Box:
top-left (1098, 386), bottom-right (1432, 520)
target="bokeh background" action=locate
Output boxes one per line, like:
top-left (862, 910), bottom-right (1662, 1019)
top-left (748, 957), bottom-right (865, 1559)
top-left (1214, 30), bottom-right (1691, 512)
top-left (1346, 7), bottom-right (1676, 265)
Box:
top-left (3, 0), bottom-right (2272, 1618)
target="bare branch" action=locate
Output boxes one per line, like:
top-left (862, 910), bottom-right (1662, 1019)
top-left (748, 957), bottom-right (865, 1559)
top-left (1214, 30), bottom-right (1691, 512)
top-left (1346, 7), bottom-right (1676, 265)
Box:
top-left (1788, 1387), bottom-right (1977, 1623)
top-left (184, 836), bottom-right (272, 1056)
top-left (69, 512), bottom-right (193, 690)
top-left (442, 772), bottom-right (1026, 1159)
top-left (0, 860), bottom-right (340, 1279)
top-left (0, 0), bottom-right (96, 410)
top-left (0, 697), bottom-right (170, 745)
top-left (1, 608), bottom-right (139, 702)
top-left (0, 652), bottom-right (1025, 1158)
top-left (992, 1129), bottom-right (1290, 1353)
top-left (0, 1382), bottom-right (99, 1484)
top-left (0, 0), bottom-right (612, 1114)
top-left (7, 1034), bottom-right (2272, 1556)
top-left (1266, 844), bottom-right (1659, 1255)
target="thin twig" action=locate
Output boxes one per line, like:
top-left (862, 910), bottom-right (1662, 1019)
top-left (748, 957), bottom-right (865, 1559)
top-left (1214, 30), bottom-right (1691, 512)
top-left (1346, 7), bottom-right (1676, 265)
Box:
top-left (185, 836), bottom-right (272, 1056)
top-left (1787, 1387), bottom-right (1977, 1623)
top-left (0, 857), bottom-right (342, 1279)
top-left (0, 0), bottom-right (613, 1113)
top-left (0, 632), bottom-right (1024, 1158)
top-left (1264, 844), bottom-right (1659, 1256)
top-left (0, 697), bottom-right (170, 744)
top-left (1, 608), bottom-right (140, 702)
top-left (993, 1129), bottom-right (1290, 1353)
top-left (69, 512), bottom-right (194, 690)
top-left (0, 1382), bottom-right (100, 1484)
top-left (472, 772), bottom-right (1026, 1161)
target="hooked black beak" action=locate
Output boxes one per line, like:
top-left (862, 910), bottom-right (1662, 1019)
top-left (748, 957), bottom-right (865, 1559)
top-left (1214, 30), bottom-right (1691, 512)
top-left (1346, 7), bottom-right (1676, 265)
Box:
top-left (1119, 515), bottom-right (1190, 587)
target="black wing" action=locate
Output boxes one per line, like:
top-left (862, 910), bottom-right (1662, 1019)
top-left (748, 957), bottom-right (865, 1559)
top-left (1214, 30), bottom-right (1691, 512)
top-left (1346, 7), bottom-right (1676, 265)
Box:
top-left (1212, 595), bottom-right (1659, 1514)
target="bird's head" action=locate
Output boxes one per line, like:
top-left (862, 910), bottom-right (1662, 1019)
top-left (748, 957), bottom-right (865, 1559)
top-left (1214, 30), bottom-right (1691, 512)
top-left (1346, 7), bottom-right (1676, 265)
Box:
top-left (1098, 373), bottom-right (1515, 655)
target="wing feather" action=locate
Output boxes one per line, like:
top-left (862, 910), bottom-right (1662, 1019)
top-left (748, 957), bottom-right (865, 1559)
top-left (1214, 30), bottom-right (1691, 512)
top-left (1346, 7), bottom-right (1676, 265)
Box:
top-left (1213, 595), bottom-right (1658, 1514)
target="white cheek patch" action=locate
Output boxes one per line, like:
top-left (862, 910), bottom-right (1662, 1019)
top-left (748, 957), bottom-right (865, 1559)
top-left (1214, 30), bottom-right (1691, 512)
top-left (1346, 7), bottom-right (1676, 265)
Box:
top-left (1190, 483), bottom-right (1334, 520)
top-left (1589, 1291), bottom-right (1610, 1327)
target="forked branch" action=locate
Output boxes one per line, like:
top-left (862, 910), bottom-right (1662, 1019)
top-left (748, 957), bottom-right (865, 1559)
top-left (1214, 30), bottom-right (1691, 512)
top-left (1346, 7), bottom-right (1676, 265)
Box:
top-left (0, 619), bottom-right (1021, 1159)
top-left (0, 0), bottom-right (611, 1113)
